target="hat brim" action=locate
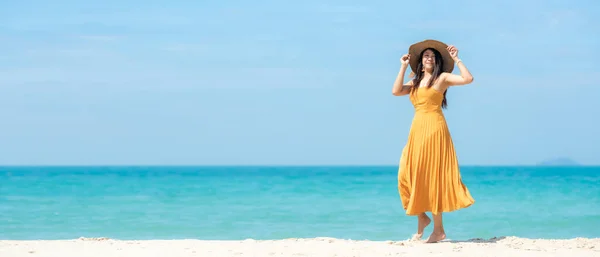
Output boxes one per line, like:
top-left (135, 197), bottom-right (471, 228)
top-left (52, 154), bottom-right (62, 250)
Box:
top-left (408, 39), bottom-right (454, 74)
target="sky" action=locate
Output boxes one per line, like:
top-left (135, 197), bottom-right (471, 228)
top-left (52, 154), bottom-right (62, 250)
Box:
top-left (0, 0), bottom-right (599, 166)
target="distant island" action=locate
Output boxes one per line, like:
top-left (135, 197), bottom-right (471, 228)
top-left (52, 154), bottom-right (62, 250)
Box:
top-left (537, 157), bottom-right (580, 166)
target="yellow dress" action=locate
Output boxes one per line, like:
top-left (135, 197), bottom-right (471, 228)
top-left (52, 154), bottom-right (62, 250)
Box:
top-left (398, 86), bottom-right (475, 215)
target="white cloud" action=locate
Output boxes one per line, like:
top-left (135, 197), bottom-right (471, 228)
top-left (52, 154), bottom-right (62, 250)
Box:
top-left (474, 73), bottom-right (596, 88)
top-left (77, 35), bottom-right (122, 42)
top-left (315, 4), bottom-right (371, 14)
top-left (162, 43), bottom-right (209, 54)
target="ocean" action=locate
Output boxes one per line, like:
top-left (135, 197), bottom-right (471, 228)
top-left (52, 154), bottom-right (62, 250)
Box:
top-left (1, 166), bottom-right (599, 241)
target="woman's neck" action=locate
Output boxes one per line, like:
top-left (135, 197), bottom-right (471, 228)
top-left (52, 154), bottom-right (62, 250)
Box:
top-left (422, 70), bottom-right (433, 79)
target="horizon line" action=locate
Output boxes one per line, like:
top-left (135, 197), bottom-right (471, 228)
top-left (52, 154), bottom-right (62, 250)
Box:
top-left (0, 164), bottom-right (595, 168)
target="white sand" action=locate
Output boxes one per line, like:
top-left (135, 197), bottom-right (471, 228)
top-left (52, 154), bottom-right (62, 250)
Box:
top-left (1, 236), bottom-right (598, 257)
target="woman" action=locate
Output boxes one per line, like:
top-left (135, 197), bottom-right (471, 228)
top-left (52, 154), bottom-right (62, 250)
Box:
top-left (391, 39), bottom-right (475, 243)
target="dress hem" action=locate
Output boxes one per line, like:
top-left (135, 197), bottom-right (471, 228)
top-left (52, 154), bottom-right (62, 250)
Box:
top-left (402, 200), bottom-right (475, 216)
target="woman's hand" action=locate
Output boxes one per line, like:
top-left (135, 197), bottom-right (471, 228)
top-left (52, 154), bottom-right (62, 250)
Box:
top-left (447, 45), bottom-right (459, 61)
top-left (400, 54), bottom-right (410, 67)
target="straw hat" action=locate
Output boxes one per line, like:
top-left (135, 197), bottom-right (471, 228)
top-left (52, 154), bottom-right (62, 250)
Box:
top-left (408, 39), bottom-right (455, 74)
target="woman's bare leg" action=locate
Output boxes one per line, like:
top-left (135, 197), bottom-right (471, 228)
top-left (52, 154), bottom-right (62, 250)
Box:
top-left (426, 213), bottom-right (446, 243)
top-left (416, 213), bottom-right (431, 239)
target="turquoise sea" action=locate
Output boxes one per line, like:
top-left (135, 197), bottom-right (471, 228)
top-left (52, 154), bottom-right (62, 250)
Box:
top-left (1, 166), bottom-right (599, 241)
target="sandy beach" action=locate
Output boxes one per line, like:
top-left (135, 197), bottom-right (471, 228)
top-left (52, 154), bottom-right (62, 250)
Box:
top-left (1, 236), bottom-right (598, 257)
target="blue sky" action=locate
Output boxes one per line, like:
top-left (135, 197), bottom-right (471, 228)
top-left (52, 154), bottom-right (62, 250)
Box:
top-left (0, 0), bottom-right (598, 166)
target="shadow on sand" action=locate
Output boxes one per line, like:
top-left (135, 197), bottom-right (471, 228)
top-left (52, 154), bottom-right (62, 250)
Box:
top-left (444, 236), bottom-right (507, 244)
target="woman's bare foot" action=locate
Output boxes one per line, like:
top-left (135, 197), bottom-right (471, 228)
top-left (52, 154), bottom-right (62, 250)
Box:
top-left (426, 231), bottom-right (446, 243)
top-left (416, 213), bottom-right (431, 239)
top-left (426, 213), bottom-right (445, 243)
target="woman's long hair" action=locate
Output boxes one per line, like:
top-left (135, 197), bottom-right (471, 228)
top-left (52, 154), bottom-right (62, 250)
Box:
top-left (411, 47), bottom-right (448, 109)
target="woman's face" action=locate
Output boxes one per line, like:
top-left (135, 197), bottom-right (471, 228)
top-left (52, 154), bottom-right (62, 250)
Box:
top-left (421, 49), bottom-right (436, 71)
